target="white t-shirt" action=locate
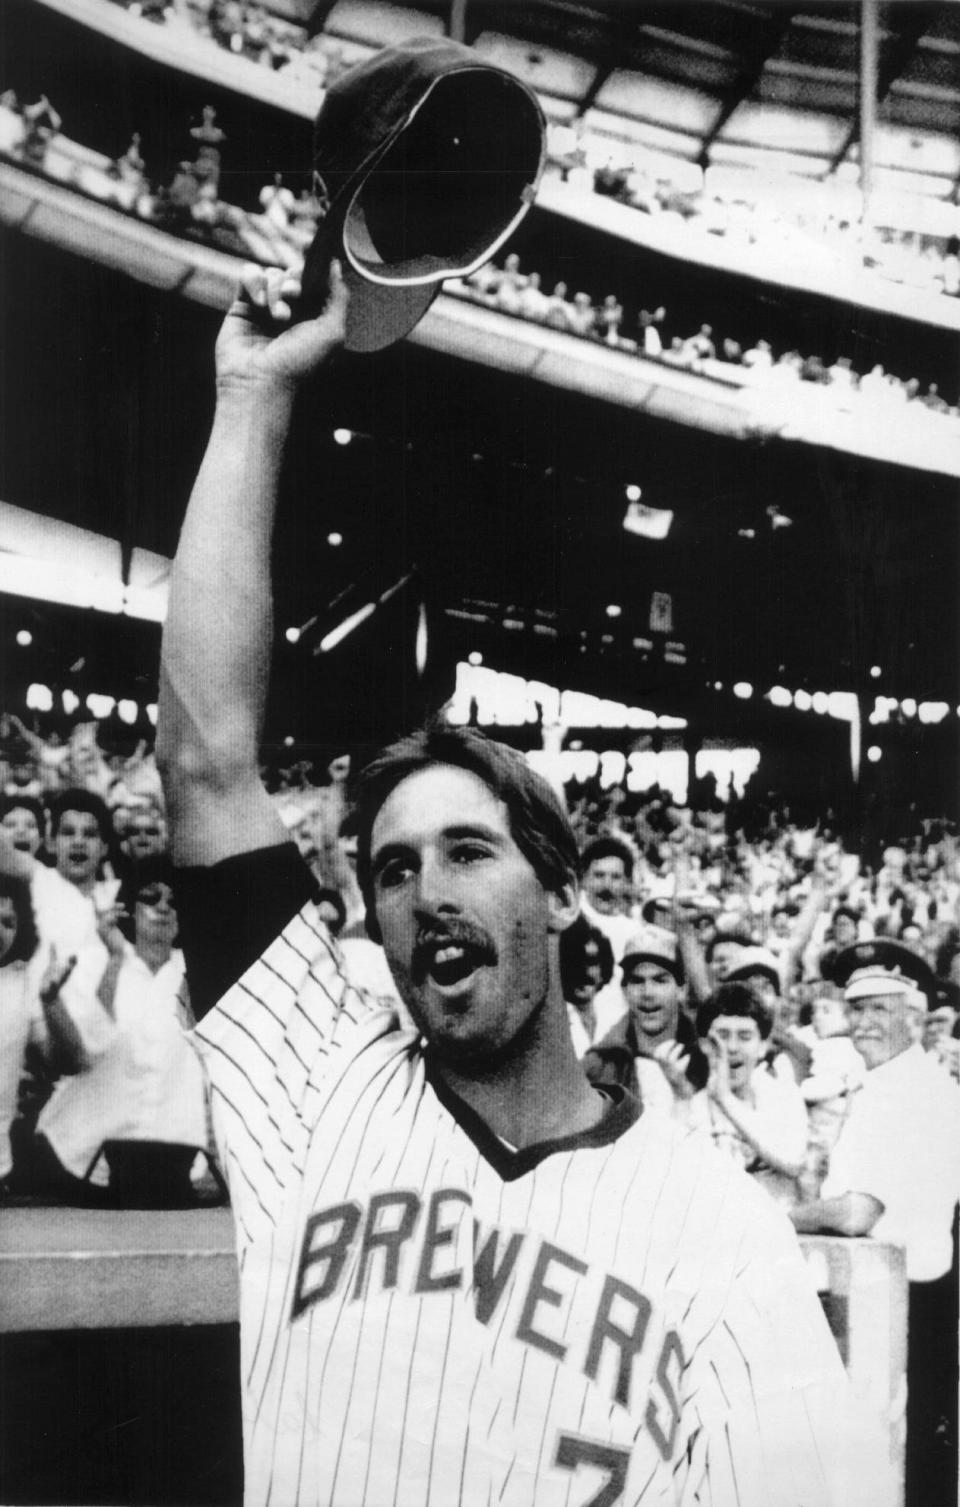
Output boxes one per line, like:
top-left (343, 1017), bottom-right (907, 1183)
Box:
top-left (39, 944), bottom-right (208, 1182)
top-left (822, 1043), bottom-right (960, 1282)
top-left (686, 1065), bottom-right (810, 1208)
top-left (29, 862), bottom-right (99, 959)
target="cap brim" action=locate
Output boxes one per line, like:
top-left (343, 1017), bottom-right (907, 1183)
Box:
top-left (342, 257), bottom-right (439, 352)
top-left (300, 212), bottom-right (440, 354)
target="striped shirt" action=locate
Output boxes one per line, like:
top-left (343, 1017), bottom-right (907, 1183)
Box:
top-left (194, 903), bottom-right (891, 1507)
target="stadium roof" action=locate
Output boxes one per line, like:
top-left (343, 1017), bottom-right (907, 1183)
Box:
top-left (308, 0), bottom-right (960, 204)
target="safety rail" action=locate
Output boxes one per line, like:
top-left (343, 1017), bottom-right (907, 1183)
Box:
top-left (0, 1207), bottom-right (907, 1501)
top-left (3, 158), bottom-right (960, 481)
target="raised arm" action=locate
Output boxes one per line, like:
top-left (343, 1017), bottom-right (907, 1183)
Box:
top-left (156, 264), bottom-right (349, 867)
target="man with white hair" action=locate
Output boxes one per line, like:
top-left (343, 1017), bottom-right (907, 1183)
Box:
top-left (790, 939), bottom-right (960, 1506)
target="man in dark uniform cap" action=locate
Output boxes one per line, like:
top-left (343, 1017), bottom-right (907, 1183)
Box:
top-left (790, 939), bottom-right (960, 1506)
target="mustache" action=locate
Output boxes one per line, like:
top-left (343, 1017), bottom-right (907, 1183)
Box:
top-left (411, 919), bottom-right (497, 981)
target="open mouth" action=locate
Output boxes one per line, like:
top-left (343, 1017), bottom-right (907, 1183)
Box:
top-left (424, 943), bottom-right (487, 990)
top-left (413, 928), bottom-right (496, 992)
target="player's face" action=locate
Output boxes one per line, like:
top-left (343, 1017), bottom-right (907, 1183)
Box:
top-left (1, 806), bottom-right (42, 857)
top-left (847, 992), bottom-right (915, 1069)
top-left (370, 765), bottom-right (575, 1071)
top-left (0, 897), bottom-right (18, 964)
top-left (708, 1017), bottom-right (764, 1092)
top-left (622, 960), bottom-right (680, 1048)
top-left (53, 812), bottom-right (106, 886)
top-left (583, 857), bottom-right (626, 916)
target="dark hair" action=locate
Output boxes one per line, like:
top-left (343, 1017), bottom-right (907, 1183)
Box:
top-left (559, 914), bottom-right (614, 997)
top-left (49, 788), bottom-right (112, 843)
top-left (353, 722), bottom-right (579, 943)
top-left (697, 980), bottom-right (774, 1040)
top-left (705, 929), bottom-right (752, 962)
top-left (580, 835), bottom-right (634, 881)
top-left (0, 794), bottom-right (46, 831)
top-left (831, 905), bottom-right (860, 928)
top-left (116, 854), bottom-right (177, 944)
top-left (315, 886), bottom-right (348, 938)
top-left (0, 873), bottom-right (40, 963)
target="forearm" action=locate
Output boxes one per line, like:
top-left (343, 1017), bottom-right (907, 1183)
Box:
top-left (783, 879), bottom-right (826, 986)
top-left (790, 1191), bottom-right (882, 1237)
top-left (158, 264), bottom-right (347, 867)
top-left (712, 1091), bottom-right (805, 1176)
top-left (96, 953), bottom-right (123, 1020)
top-left (158, 382), bottom-right (295, 858)
top-left (40, 994), bottom-right (89, 1074)
top-left (676, 923), bottom-right (711, 1004)
top-left (160, 384), bottom-right (292, 766)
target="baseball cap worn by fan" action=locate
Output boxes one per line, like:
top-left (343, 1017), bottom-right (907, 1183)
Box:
top-left (620, 925), bottom-right (683, 982)
top-left (301, 36), bottom-right (545, 352)
top-left (726, 946), bottom-right (782, 993)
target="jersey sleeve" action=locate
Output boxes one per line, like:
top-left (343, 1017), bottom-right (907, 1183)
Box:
top-left (191, 899), bottom-right (380, 1233)
top-left (173, 842), bottom-right (316, 1019)
top-left (677, 1187), bottom-right (895, 1507)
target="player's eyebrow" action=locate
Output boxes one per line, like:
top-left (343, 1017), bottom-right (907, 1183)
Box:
top-left (441, 824), bottom-right (503, 845)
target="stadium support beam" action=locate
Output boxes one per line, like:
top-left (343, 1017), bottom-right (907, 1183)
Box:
top-left (696, 8), bottom-right (798, 172)
top-left (859, 0), bottom-right (878, 220)
top-left (829, 0), bottom-right (930, 183)
top-left (449, 0), bottom-right (466, 44)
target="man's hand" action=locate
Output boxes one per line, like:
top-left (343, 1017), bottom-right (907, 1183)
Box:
top-left (215, 260), bottom-right (349, 394)
top-left (39, 946), bottom-right (77, 1007)
top-left (95, 901), bottom-right (128, 959)
top-left (703, 1032), bottom-right (733, 1104)
top-left (652, 1040), bottom-right (697, 1100)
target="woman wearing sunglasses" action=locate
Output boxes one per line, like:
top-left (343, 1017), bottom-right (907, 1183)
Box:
top-left (34, 855), bottom-right (211, 1206)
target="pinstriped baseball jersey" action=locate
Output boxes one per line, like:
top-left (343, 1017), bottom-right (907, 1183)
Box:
top-left (194, 904), bottom-right (891, 1507)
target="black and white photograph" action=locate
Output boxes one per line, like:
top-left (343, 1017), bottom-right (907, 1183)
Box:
top-left (0, 2), bottom-right (958, 1504)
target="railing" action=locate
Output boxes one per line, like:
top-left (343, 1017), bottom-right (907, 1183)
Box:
top-left (0, 1206), bottom-right (907, 1502)
top-left (3, 158), bottom-right (959, 481)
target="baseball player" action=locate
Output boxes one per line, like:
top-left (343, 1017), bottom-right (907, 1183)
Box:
top-left (156, 263), bottom-right (892, 1506)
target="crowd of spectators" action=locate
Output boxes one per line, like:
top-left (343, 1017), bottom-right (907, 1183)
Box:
top-left (450, 254), bottom-right (960, 423)
top-left (548, 127), bottom-right (960, 304)
top-left (2, 696), bottom-right (958, 1493)
top-left (92, 0), bottom-right (960, 311)
top-left (3, 90), bottom-right (957, 449)
top-left (54, 0), bottom-right (960, 309)
top-left (2, 701), bottom-right (958, 1213)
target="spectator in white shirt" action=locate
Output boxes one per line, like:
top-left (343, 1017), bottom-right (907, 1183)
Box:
top-left (36, 856), bottom-right (209, 1206)
top-left (791, 940), bottom-right (960, 1505)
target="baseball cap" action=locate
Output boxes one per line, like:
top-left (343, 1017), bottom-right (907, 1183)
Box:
top-left (301, 36), bottom-right (545, 352)
top-left (621, 925), bottom-right (683, 981)
top-left (726, 946), bottom-right (781, 993)
top-left (834, 939), bottom-right (935, 1010)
